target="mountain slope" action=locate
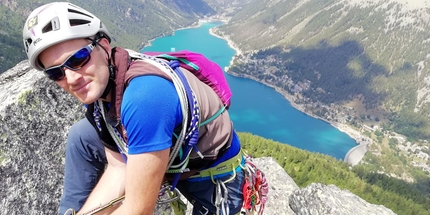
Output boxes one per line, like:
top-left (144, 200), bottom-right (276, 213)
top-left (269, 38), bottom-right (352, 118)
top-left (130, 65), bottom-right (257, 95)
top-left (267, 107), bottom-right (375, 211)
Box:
top-left (218, 0), bottom-right (430, 140)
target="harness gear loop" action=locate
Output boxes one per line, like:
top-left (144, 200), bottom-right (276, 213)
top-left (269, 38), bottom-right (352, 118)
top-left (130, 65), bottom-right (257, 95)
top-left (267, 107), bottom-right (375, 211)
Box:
top-left (210, 163), bottom-right (237, 185)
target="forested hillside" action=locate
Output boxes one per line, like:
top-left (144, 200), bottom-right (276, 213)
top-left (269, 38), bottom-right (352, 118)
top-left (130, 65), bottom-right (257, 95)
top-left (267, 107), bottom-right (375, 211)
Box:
top-left (0, 0), bottom-right (217, 73)
top-left (0, 3), bottom-right (27, 74)
top-left (218, 0), bottom-right (430, 139)
top-left (240, 132), bottom-right (430, 215)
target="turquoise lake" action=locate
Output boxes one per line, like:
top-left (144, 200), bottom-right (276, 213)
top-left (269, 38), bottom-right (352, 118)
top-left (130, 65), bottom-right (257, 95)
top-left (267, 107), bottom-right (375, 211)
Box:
top-left (142, 21), bottom-right (357, 160)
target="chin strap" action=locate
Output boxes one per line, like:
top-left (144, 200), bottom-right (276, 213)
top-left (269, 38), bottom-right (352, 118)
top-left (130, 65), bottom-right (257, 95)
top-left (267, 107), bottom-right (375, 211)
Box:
top-left (100, 49), bottom-right (116, 99)
top-left (100, 77), bottom-right (114, 99)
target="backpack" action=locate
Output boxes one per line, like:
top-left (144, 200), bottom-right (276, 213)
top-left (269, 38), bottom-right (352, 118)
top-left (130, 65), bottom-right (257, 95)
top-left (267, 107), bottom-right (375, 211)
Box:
top-left (144, 50), bottom-right (232, 109)
top-left (126, 49), bottom-right (233, 188)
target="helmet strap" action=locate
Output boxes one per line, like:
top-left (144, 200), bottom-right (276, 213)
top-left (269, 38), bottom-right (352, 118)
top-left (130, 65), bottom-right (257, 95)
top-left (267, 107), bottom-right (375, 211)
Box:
top-left (100, 77), bottom-right (114, 100)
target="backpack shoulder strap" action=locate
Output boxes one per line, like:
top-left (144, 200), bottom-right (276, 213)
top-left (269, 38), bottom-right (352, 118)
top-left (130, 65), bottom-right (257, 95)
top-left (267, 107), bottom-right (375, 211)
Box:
top-left (124, 60), bottom-right (172, 85)
top-left (125, 49), bottom-right (197, 167)
top-left (156, 54), bottom-right (199, 71)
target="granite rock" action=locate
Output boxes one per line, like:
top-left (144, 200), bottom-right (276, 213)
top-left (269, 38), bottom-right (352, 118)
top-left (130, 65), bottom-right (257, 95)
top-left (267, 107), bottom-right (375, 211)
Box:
top-left (0, 61), bottom-right (395, 215)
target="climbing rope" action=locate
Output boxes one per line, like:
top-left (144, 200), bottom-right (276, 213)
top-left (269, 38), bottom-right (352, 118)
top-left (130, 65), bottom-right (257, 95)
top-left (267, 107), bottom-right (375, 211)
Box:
top-left (63, 196), bottom-right (125, 215)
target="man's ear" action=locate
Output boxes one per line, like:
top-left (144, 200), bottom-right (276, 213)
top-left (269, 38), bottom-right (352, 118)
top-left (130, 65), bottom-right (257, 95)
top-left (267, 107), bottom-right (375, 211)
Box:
top-left (98, 37), bottom-right (112, 56)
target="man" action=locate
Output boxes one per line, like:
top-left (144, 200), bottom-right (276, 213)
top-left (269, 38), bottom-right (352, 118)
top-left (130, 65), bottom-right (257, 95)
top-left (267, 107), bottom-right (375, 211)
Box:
top-left (23, 2), bottom-right (244, 215)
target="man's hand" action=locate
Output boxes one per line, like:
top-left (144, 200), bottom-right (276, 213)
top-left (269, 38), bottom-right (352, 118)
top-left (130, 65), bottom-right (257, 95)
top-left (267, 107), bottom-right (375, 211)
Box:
top-left (77, 147), bottom-right (126, 214)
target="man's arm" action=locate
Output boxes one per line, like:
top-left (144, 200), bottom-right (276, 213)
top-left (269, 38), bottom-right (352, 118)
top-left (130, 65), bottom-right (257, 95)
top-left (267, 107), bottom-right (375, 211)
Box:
top-left (77, 147), bottom-right (126, 214)
top-left (111, 148), bottom-right (170, 215)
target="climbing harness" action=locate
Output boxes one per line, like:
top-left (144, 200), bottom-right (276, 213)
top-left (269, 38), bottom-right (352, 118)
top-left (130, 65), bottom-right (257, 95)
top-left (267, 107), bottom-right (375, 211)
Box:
top-left (188, 150), bottom-right (244, 183)
top-left (84, 55), bottom-right (201, 215)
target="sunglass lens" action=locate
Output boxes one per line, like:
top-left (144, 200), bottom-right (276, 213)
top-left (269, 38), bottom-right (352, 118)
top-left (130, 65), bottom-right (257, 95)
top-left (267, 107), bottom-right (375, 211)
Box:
top-left (43, 45), bottom-right (93, 81)
top-left (65, 48), bottom-right (91, 69)
top-left (45, 67), bottom-right (65, 81)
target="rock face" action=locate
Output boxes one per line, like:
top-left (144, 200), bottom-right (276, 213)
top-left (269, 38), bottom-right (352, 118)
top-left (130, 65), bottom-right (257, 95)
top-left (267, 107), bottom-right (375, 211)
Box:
top-left (289, 182), bottom-right (395, 215)
top-left (0, 60), bottom-right (86, 214)
top-left (0, 61), bottom-right (396, 215)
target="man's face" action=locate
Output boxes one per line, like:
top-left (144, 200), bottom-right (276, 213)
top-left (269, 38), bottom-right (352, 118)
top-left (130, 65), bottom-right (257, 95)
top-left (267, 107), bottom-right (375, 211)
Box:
top-left (39, 38), bottom-right (111, 104)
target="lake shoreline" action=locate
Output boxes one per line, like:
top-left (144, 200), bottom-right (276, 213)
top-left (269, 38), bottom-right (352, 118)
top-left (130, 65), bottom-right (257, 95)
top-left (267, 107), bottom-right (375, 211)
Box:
top-left (144, 20), bottom-right (368, 164)
top-left (225, 70), bottom-right (369, 164)
top-left (143, 20), bottom-right (203, 49)
top-left (206, 21), bottom-right (369, 165)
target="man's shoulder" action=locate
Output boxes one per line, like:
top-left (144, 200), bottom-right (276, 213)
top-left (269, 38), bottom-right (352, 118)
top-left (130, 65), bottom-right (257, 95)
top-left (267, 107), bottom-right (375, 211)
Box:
top-left (126, 60), bottom-right (172, 84)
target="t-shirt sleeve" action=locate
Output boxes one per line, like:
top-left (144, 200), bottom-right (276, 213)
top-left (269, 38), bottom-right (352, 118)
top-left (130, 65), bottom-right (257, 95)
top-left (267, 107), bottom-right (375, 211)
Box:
top-left (121, 75), bottom-right (183, 155)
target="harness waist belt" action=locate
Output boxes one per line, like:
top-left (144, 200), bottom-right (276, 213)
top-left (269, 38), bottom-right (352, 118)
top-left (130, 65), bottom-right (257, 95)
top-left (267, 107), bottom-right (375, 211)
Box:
top-left (189, 150), bottom-right (244, 181)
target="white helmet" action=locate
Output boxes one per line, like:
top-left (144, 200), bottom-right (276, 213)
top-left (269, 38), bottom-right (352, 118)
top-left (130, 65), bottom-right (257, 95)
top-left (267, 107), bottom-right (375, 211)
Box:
top-left (23, 2), bottom-right (111, 71)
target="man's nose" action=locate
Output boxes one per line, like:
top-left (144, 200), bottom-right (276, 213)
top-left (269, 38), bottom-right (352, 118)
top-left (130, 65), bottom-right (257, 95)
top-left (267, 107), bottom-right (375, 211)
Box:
top-left (64, 67), bottom-right (83, 83)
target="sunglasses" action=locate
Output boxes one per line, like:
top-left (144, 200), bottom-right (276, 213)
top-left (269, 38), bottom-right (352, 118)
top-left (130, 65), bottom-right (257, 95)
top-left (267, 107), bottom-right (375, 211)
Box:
top-left (44, 43), bottom-right (96, 81)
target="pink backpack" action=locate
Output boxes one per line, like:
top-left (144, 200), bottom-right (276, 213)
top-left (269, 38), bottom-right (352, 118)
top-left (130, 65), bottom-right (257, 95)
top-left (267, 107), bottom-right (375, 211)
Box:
top-left (144, 50), bottom-right (232, 109)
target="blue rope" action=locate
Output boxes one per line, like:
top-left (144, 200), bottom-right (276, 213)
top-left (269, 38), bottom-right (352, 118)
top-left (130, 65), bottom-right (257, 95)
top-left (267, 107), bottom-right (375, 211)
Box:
top-left (167, 60), bottom-right (201, 190)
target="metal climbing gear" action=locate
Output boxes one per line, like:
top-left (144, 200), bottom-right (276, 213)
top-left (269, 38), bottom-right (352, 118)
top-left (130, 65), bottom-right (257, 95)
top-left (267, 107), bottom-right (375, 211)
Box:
top-left (157, 183), bottom-right (181, 204)
top-left (241, 156), bottom-right (269, 215)
top-left (215, 180), bottom-right (230, 215)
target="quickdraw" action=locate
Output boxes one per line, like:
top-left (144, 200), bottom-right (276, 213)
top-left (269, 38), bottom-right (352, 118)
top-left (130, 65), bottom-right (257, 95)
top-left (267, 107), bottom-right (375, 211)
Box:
top-left (241, 156), bottom-right (268, 215)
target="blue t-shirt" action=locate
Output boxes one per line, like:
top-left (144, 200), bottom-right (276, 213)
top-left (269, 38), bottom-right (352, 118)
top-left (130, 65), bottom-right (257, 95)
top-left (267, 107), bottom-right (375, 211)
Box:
top-left (121, 76), bottom-right (240, 164)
